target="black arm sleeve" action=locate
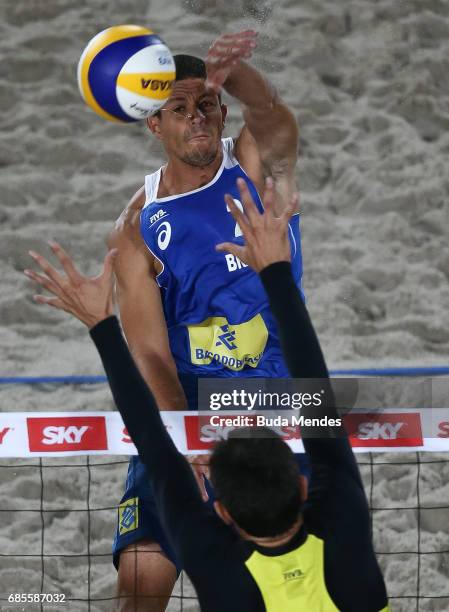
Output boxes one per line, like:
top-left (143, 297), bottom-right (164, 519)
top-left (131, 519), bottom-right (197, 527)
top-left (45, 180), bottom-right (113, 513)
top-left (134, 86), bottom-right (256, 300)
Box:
top-left (259, 262), bottom-right (329, 380)
top-left (89, 317), bottom-right (213, 552)
top-left (259, 262), bottom-right (361, 483)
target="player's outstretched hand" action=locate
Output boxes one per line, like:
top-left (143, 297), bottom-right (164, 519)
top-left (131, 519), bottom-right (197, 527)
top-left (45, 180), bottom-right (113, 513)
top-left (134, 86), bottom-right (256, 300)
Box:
top-left (216, 177), bottom-right (297, 273)
top-left (205, 30), bottom-right (257, 92)
top-left (24, 241), bottom-right (117, 329)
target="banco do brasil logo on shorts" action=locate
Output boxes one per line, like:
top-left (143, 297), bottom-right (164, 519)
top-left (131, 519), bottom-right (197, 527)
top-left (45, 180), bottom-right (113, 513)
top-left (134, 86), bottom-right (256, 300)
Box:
top-left (118, 497), bottom-right (139, 535)
top-left (188, 314), bottom-right (268, 371)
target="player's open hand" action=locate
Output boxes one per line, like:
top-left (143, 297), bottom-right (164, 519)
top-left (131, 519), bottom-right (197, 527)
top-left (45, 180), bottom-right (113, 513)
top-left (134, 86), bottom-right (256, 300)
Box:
top-left (24, 241), bottom-right (117, 329)
top-left (216, 177), bottom-right (297, 273)
top-left (205, 30), bottom-right (257, 93)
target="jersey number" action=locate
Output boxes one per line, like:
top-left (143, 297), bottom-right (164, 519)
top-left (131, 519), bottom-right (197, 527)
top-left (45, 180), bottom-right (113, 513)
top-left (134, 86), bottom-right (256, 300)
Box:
top-left (226, 198), bottom-right (244, 237)
top-left (157, 221), bottom-right (171, 250)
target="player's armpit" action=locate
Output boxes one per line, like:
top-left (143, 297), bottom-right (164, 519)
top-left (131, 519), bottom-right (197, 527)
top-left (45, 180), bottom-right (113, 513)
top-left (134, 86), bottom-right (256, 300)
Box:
top-left (241, 96), bottom-right (298, 166)
top-left (235, 110), bottom-right (299, 215)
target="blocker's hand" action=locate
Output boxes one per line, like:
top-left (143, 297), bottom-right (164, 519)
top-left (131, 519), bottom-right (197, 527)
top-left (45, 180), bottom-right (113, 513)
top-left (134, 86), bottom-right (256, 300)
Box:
top-left (24, 241), bottom-right (117, 329)
top-left (216, 177), bottom-right (297, 273)
top-left (205, 30), bottom-right (257, 93)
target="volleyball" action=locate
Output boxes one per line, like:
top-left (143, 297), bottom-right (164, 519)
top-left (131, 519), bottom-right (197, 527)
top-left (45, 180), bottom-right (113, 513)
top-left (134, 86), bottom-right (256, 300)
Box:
top-left (77, 25), bottom-right (175, 123)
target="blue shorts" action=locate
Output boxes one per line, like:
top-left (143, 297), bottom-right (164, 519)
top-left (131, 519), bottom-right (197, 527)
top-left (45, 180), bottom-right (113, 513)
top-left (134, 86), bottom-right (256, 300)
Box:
top-left (112, 374), bottom-right (311, 573)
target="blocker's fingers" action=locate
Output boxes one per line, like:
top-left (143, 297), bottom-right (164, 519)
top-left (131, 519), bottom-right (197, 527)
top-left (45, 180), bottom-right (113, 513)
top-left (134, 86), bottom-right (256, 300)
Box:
top-left (33, 295), bottom-right (67, 310)
top-left (236, 178), bottom-right (262, 223)
top-left (224, 194), bottom-right (252, 233)
top-left (262, 177), bottom-right (276, 217)
top-left (28, 250), bottom-right (66, 288)
top-left (281, 193), bottom-right (298, 221)
top-left (24, 269), bottom-right (62, 297)
top-left (48, 241), bottom-right (82, 283)
top-left (215, 242), bottom-right (247, 263)
top-left (99, 248), bottom-right (118, 281)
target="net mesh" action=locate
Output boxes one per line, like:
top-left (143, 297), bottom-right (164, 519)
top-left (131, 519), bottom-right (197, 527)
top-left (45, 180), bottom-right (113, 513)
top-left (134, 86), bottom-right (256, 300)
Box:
top-left (1, 453), bottom-right (448, 611)
top-left (1, 371), bottom-right (449, 611)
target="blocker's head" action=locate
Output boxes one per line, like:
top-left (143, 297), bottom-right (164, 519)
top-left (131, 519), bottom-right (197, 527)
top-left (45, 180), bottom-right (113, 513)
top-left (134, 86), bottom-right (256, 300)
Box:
top-left (147, 54), bottom-right (227, 167)
top-left (210, 427), bottom-right (305, 538)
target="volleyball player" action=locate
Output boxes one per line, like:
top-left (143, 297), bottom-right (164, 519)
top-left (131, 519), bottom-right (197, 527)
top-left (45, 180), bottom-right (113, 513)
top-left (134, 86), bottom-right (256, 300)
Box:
top-left (26, 176), bottom-right (390, 611)
top-left (107, 29), bottom-right (304, 610)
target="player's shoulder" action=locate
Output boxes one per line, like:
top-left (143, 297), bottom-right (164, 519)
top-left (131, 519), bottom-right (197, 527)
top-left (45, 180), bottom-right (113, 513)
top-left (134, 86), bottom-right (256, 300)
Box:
top-left (108, 185), bottom-right (146, 249)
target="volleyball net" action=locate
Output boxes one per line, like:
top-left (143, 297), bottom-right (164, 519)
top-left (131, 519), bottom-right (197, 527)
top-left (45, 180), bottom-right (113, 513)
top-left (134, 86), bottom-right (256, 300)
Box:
top-left (0, 371), bottom-right (449, 611)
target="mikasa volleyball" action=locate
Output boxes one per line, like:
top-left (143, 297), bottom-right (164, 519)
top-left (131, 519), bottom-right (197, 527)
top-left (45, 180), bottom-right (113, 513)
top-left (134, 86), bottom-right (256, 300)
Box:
top-left (77, 25), bottom-right (175, 123)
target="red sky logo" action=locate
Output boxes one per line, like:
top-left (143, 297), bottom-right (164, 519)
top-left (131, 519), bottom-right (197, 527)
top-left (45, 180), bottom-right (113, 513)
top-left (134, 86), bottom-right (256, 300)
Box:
top-left (345, 413), bottom-right (423, 447)
top-left (184, 416), bottom-right (301, 450)
top-left (27, 416), bottom-right (107, 452)
top-left (184, 416), bottom-right (250, 450)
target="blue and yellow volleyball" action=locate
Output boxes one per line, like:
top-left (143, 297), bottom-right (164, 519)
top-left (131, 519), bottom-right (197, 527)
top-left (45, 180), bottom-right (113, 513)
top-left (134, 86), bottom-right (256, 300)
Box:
top-left (77, 25), bottom-right (175, 123)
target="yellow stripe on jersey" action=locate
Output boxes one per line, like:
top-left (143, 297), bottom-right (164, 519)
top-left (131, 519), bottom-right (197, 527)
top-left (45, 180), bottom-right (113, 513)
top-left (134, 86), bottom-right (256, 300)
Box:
top-left (245, 534), bottom-right (339, 612)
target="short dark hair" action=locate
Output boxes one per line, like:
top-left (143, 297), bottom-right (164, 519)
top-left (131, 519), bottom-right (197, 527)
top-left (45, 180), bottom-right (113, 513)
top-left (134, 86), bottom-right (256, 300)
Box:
top-left (173, 54), bottom-right (207, 80)
top-left (152, 54), bottom-right (220, 118)
top-left (210, 427), bottom-right (302, 537)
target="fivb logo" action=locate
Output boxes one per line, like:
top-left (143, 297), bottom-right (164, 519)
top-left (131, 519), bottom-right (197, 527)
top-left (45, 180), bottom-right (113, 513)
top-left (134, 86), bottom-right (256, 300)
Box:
top-left (149, 209), bottom-right (168, 226)
top-left (27, 417), bottom-right (107, 452)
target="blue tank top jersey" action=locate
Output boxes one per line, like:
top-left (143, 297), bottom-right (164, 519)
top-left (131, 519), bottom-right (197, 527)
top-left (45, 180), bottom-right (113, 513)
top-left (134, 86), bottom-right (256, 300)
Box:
top-left (140, 137), bottom-right (303, 378)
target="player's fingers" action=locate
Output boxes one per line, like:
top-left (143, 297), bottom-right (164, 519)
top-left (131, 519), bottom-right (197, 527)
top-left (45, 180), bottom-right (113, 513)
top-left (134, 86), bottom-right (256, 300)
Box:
top-left (236, 178), bottom-right (262, 224)
top-left (47, 241), bottom-right (83, 283)
top-left (262, 177), bottom-right (276, 218)
top-left (207, 36), bottom-right (256, 58)
top-left (204, 77), bottom-right (222, 94)
top-left (219, 30), bottom-right (258, 42)
top-left (207, 44), bottom-right (254, 63)
top-left (215, 242), bottom-right (248, 264)
top-left (224, 194), bottom-right (252, 234)
top-left (100, 248), bottom-right (118, 281)
top-left (207, 52), bottom-right (252, 69)
top-left (281, 193), bottom-right (298, 223)
top-left (24, 269), bottom-right (62, 297)
top-left (33, 295), bottom-right (67, 310)
top-left (211, 39), bottom-right (255, 54)
top-left (28, 250), bottom-right (66, 289)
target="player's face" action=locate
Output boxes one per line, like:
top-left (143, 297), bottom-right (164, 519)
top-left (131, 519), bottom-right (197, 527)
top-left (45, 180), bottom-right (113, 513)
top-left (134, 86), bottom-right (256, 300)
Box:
top-left (150, 79), bottom-right (227, 167)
